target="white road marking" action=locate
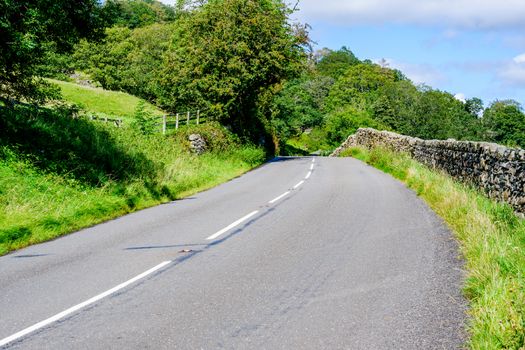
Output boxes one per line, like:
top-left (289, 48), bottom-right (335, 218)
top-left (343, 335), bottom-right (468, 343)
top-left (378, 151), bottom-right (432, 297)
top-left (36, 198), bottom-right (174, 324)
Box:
top-left (312, 158), bottom-right (315, 163)
top-left (293, 180), bottom-right (305, 189)
top-left (269, 191), bottom-right (291, 204)
top-left (206, 210), bottom-right (259, 240)
top-left (305, 171), bottom-right (312, 180)
top-left (309, 163), bottom-right (314, 170)
top-left (0, 261), bottom-right (172, 347)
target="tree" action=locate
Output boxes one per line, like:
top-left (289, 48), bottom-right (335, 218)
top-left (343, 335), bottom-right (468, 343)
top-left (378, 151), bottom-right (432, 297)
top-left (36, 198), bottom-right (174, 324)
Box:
top-left (157, 0), bottom-right (308, 142)
top-left (271, 75), bottom-right (334, 139)
top-left (0, 0), bottom-right (104, 103)
top-left (325, 62), bottom-right (397, 112)
top-left (465, 97), bottom-right (484, 117)
top-left (483, 100), bottom-right (525, 147)
top-left (103, 0), bottom-right (177, 29)
top-left (315, 47), bottom-right (360, 79)
top-left (73, 23), bottom-right (174, 102)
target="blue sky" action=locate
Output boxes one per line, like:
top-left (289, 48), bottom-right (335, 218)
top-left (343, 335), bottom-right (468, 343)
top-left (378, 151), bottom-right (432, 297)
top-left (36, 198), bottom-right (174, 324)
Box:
top-left (161, 0), bottom-right (525, 107)
top-left (292, 0), bottom-right (525, 107)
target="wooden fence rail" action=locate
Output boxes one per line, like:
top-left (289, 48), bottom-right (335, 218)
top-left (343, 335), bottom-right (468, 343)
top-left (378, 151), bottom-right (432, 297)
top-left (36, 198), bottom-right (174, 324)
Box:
top-left (89, 115), bottom-right (123, 128)
top-left (158, 109), bottom-right (205, 134)
top-left (86, 109), bottom-right (206, 134)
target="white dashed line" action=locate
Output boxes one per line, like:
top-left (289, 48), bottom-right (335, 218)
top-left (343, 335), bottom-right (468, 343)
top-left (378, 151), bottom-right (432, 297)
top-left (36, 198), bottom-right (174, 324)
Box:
top-left (305, 171), bottom-right (312, 180)
top-left (0, 261), bottom-right (172, 347)
top-left (206, 210), bottom-right (259, 241)
top-left (269, 191), bottom-right (291, 204)
top-left (293, 180), bottom-right (305, 189)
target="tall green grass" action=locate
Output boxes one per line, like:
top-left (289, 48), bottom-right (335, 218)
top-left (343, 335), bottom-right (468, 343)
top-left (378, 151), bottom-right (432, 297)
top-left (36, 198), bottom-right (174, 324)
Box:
top-left (340, 146), bottom-right (525, 349)
top-left (0, 104), bottom-right (265, 255)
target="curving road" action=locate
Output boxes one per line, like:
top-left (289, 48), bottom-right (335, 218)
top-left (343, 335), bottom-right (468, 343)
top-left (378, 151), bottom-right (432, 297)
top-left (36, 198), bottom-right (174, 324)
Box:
top-left (0, 157), bottom-right (467, 349)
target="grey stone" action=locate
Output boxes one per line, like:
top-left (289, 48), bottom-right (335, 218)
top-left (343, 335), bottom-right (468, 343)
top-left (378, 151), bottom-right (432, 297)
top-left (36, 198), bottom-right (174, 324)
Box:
top-left (188, 133), bottom-right (207, 155)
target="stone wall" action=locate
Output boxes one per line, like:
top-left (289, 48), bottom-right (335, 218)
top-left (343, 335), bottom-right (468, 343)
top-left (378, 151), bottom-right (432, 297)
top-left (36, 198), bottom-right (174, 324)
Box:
top-left (331, 128), bottom-right (525, 213)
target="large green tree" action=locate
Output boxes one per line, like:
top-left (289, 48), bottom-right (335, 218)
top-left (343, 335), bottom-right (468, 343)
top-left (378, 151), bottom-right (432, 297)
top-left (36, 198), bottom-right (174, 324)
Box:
top-left (0, 0), bottom-right (104, 103)
top-left (483, 100), bottom-right (525, 147)
top-left (157, 0), bottom-right (308, 141)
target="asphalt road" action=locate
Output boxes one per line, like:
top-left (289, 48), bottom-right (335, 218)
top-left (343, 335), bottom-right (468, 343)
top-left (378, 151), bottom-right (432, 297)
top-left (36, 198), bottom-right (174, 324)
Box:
top-left (0, 157), bottom-right (467, 349)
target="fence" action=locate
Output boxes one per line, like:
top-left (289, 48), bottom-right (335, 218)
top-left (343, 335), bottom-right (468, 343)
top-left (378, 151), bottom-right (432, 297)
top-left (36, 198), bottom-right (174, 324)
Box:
top-left (158, 110), bottom-right (206, 134)
top-left (88, 115), bottom-right (123, 128)
top-left (86, 109), bottom-right (207, 134)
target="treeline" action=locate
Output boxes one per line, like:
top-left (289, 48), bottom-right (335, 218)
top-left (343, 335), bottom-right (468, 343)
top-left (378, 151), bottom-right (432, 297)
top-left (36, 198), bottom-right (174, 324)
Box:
top-left (271, 47), bottom-right (525, 151)
top-left (4, 0), bottom-right (525, 152)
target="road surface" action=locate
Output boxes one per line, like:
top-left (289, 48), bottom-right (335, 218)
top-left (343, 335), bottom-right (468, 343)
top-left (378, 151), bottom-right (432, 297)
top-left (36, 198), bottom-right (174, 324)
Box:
top-left (0, 157), bottom-right (467, 349)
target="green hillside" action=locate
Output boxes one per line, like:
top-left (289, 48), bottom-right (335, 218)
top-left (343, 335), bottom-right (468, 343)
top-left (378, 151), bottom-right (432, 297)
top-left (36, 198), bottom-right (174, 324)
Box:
top-left (50, 79), bottom-right (164, 121)
top-left (0, 83), bottom-right (265, 255)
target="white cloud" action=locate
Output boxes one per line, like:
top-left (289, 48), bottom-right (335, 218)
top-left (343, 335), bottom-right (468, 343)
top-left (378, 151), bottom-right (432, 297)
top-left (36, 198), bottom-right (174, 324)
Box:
top-left (294, 0), bottom-right (525, 30)
top-left (454, 93), bottom-right (466, 102)
top-left (498, 53), bottom-right (525, 86)
top-left (375, 58), bottom-right (445, 85)
top-left (513, 53), bottom-right (525, 64)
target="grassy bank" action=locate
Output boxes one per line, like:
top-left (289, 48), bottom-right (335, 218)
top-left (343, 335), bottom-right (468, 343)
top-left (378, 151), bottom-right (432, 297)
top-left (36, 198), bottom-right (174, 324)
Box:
top-left (340, 146), bottom-right (525, 349)
top-left (49, 79), bottom-right (164, 120)
top-left (0, 104), bottom-right (265, 255)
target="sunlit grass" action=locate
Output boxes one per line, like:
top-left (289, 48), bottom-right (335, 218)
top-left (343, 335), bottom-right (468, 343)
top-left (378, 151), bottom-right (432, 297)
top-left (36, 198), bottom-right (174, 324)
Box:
top-left (49, 79), bottom-right (164, 120)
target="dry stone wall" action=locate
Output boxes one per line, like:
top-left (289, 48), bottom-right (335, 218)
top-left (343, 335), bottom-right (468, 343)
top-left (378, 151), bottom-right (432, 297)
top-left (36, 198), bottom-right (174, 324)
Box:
top-left (331, 128), bottom-right (525, 213)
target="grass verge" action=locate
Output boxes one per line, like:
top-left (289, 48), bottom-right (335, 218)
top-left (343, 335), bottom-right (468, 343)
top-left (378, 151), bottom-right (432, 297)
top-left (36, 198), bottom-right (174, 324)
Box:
top-left (340, 146), bottom-right (525, 349)
top-left (0, 104), bottom-right (265, 255)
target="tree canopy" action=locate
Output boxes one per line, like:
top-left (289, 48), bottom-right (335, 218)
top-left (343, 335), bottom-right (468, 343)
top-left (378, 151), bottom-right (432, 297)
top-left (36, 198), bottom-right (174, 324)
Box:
top-left (157, 0), bottom-right (308, 140)
top-left (0, 0), bottom-right (104, 103)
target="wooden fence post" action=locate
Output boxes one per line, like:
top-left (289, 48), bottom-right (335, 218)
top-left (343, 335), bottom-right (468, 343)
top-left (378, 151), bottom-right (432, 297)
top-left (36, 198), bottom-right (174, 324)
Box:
top-left (162, 115), bottom-right (167, 135)
top-left (197, 110), bottom-right (200, 125)
top-left (176, 113), bottom-right (179, 130)
top-left (187, 111), bottom-right (190, 125)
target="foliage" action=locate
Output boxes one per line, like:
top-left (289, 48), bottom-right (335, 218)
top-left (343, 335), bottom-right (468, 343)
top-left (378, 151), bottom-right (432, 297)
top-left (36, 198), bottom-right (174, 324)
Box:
top-left (315, 46), bottom-right (360, 79)
top-left (271, 75), bottom-right (333, 139)
top-left (0, 0), bottom-right (104, 102)
top-left (482, 100), bottom-right (525, 147)
top-left (157, 0), bottom-right (308, 142)
top-left (325, 107), bottom-right (386, 146)
top-left (343, 146), bottom-right (525, 349)
top-left (103, 0), bottom-right (177, 28)
top-left (74, 22), bottom-right (173, 101)
top-left (325, 62), bottom-right (399, 112)
top-left (132, 101), bottom-right (157, 135)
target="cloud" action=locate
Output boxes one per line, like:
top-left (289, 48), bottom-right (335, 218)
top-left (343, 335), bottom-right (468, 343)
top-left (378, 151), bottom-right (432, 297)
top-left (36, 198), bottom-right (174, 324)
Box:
top-left (294, 0), bottom-right (525, 30)
top-left (454, 93), bottom-right (466, 102)
top-left (498, 53), bottom-right (525, 87)
top-left (375, 58), bottom-right (445, 85)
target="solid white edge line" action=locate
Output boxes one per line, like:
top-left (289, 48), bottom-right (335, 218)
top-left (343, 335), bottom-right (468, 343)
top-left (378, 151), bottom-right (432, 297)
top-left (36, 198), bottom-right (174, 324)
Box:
top-left (0, 260), bottom-right (172, 347)
top-left (305, 171), bottom-right (312, 180)
top-left (293, 180), bottom-right (305, 189)
top-left (206, 210), bottom-right (259, 241)
top-left (312, 158), bottom-right (315, 163)
top-left (268, 191), bottom-right (291, 204)
top-left (309, 164), bottom-right (314, 170)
